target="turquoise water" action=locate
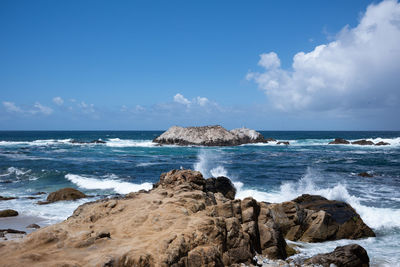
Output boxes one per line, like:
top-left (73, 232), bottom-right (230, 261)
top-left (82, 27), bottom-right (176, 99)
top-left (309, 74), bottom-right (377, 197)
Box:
top-left (0, 131), bottom-right (399, 266)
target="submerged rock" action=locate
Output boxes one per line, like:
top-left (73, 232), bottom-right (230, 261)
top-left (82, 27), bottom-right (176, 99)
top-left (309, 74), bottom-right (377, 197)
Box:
top-left (305, 244), bottom-right (369, 267)
top-left (0, 209), bottom-right (18, 217)
top-left (153, 125), bottom-right (269, 146)
top-left (358, 172), bottom-right (373, 178)
top-left (329, 138), bottom-right (350, 145)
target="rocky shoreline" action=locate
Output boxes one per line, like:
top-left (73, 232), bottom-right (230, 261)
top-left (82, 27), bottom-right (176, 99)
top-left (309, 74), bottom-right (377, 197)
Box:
top-left (0, 169), bottom-right (373, 266)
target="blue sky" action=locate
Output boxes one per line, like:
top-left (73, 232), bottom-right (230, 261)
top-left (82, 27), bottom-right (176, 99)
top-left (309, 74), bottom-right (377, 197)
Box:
top-left (1, 0), bottom-right (399, 130)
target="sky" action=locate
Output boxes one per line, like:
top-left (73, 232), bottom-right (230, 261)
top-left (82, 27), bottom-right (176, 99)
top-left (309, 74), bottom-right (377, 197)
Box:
top-left (1, 0), bottom-right (399, 130)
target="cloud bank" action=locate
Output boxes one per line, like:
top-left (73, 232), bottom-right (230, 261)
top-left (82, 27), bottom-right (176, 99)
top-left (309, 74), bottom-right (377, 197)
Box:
top-left (247, 0), bottom-right (400, 112)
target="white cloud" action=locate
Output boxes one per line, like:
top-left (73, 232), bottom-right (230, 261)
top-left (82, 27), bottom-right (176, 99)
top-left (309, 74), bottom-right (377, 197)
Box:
top-left (173, 93), bottom-right (211, 108)
top-left (53, 97), bottom-right (64, 105)
top-left (3, 101), bottom-right (23, 113)
top-left (173, 93), bottom-right (191, 106)
top-left (196, 96), bottom-right (209, 106)
top-left (78, 101), bottom-right (95, 113)
top-left (32, 102), bottom-right (53, 115)
top-left (247, 0), bottom-right (400, 112)
top-left (3, 101), bottom-right (52, 115)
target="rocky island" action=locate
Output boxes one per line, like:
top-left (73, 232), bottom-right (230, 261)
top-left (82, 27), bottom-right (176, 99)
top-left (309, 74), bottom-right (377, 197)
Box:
top-left (153, 125), bottom-right (286, 146)
top-left (0, 169), bottom-right (373, 266)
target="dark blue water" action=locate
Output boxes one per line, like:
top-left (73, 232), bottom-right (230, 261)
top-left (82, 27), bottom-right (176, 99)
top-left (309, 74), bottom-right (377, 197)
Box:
top-left (0, 131), bottom-right (399, 266)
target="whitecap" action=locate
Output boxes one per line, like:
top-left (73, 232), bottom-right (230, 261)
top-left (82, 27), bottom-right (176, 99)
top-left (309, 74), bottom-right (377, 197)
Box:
top-left (65, 173), bottom-right (153, 194)
top-left (105, 138), bottom-right (156, 148)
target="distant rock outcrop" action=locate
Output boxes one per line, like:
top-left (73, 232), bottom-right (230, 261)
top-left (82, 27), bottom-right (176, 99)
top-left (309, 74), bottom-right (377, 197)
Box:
top-left (351, 140), bottom-right (375, 146)
top-left (329, 138), bottom-right (350, 145)
top-left (329, 138), bottom-right (391, 146)
top-left (153, 125), bottom-right (270, 146)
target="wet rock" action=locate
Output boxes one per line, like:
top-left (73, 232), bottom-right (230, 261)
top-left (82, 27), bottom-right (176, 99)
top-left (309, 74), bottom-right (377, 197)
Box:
top-left (0, 196), bottom-right (18, 201)
top-left (205, 176), bottom-right (236, 200)
top-left (46, 188), bottom-right (87, 203)
top-left (0, 209), bottom-right (18, 217)
top-left (358, 172), bottom-right (373, 178)
top-left (33, 192), bottom-right (46, 195)
top-left (351, 140), bottom-right (374, 145)
top-left (329, 138), bottom-right (350, 145)
top-left (26, 224), bottom-right (41, 229)
top-left (305, 244), bottom-right (369, 267)
top-left (267, 194), bottom-right (375, 242)
top-left (0, 229), bottom-right (26, 234)
top-left (153, 125), bottom-right (268, 146)
top-left (277, 141), bottom-right (290, 145)
top-left (375, 141), bottom-right (390, 146)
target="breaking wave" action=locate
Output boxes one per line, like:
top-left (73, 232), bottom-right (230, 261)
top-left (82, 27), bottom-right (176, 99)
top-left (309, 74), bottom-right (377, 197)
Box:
top-left (65, 173), bottom-right (153, 194)
top-left (193, 150), bottom-right (400, 230)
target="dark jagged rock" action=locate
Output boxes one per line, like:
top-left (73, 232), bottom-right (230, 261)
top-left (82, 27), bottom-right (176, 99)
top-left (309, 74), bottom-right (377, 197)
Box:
top-left (46, 188), bottom-right (87, 203)
top-left (0, 209), bottom-right (18, 217)
top-left (375, 141), bottom-right (390, 146)
top-left (277, 141), bottom-right (290, 145)
top-left (329, 138), bottom-right (350, 145)
top-left (0, 196), bottom-right (18, 201)
top-left (153, 125), bottom-right (269, 146)
top-left (0, 229), bottom-right (26, 234)
top-left (266, 194), bottom-right (375, 242)
top-left (306, 244), bottom-right (370, 267)
top-left (205, 176), bottom-right (236, 200)
top-left (351, 140), bottom-right (374, 145)
top-left (358, 172), bottom-right (373, 178)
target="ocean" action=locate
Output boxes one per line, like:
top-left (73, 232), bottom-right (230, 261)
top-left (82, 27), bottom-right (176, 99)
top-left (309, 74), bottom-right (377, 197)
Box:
top-left (0, 130), bottom-right (399, 266)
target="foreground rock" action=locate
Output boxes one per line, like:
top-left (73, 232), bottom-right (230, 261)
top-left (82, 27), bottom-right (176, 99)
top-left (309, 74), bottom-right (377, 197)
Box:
top-left (266, 194), bottom-right (375, 242)
top-left (0, 209), bottom-right (18, 217)
top-left (37, 188), bottom-right (87, 204)
top-left (153, 125), bottom-right (270, 146)
top-left (305, 244), bottom-right (369, 267)
top-left (0, 171), bottom-right (374, 266)
top-left (0, 170), bottom-right (287, 266)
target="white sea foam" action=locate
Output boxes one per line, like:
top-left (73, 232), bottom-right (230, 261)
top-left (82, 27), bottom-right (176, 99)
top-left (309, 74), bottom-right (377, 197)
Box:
top-left (193, 150), bottom-right (400, 230)
top-left (105, 138), bottom-right (156, 147)
top-left (65, 173), bottom-right (153, 194)
top-left (0, 167), bottom-right (31, 178)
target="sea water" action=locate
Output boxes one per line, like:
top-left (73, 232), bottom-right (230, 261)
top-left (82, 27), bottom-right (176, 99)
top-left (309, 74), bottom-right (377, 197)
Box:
top-left (0, 131), bottom-right (399, 266)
